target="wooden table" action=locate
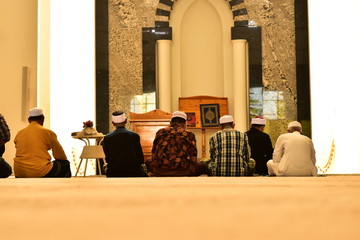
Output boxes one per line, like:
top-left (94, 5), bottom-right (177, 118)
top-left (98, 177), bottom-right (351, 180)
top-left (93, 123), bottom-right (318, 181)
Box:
top-left (72, 132), bottom-right (106, 176)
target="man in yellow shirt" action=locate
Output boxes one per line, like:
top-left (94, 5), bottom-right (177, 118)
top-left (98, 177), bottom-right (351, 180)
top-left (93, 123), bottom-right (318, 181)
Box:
top-left (14, 108), bottom-right (71, 177)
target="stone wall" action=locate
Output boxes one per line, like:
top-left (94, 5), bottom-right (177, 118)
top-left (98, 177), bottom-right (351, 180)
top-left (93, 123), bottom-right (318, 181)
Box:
top-left (108, 0), bottom-right (300, 143)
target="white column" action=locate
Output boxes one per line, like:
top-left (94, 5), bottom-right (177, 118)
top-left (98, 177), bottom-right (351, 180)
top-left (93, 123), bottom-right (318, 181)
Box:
top-left (232, 39), bottom-right (249, 132)
top-left (38, 0), bottom-right (51, 124)
top-left (156, 40), bottom-right (172, 112)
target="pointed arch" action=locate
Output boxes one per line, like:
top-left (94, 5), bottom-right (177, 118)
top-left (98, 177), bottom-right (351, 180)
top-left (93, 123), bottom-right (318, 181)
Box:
top-left (155, 0), bottom-right (250, 27)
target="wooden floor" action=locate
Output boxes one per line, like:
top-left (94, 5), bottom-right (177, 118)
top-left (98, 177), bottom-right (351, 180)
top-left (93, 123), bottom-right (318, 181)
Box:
top-left (1, 175), bottom-right (360, 240)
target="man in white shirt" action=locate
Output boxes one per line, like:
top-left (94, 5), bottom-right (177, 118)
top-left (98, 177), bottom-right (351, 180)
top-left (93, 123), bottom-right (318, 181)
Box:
top-left (267, 121), bottom-right (317, 176)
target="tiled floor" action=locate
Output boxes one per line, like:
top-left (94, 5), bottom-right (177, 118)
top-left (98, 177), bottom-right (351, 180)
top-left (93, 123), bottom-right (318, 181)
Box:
top-left (1, 175), bottom-right (360, 239)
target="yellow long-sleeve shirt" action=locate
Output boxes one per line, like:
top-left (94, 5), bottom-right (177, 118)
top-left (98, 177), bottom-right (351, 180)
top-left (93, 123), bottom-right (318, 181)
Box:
top-left (14, 121), bottom-right (67, 177)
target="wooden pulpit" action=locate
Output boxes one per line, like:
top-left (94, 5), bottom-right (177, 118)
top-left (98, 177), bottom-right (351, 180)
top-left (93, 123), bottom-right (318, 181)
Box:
top-left (179, 96), bottom-right (229, 158)
top-left (129, 109), bottom-right (172, 161)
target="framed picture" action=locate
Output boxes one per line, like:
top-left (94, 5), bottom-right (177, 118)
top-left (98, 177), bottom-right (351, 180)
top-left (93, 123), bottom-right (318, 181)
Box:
top-left (185, 112), bottom-right (196, 127)
top-left (200, 104), bottom-right (220, 127)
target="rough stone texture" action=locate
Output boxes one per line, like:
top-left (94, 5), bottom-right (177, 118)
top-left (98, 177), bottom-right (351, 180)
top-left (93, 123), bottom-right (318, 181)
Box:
top-left (108, 0), bottom-right (157, 130)
top-left (108, 0), bottom-right (297, 138)
top-left (1, 176), bottom-right (360, 239)
top-left (245, 0), bottom-right (297, 137)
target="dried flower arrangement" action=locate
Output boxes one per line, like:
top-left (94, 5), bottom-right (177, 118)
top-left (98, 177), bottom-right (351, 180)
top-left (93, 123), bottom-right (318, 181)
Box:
top-left (83, 120), bottom-right (94, 128)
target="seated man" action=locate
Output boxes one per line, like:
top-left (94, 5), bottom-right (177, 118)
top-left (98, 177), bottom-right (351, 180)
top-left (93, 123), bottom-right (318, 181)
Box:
top-left (146, 111), bottom-right (206, 177)
top-left (0, 113), bottom-right (12, 178)
top-left (207, 115), bottom-right (255, 176)
top-left (0, 158), bottom-right (12, 178)
top-left (267, 121), bottom-right (317, 176)
top-left (103, 111), bottom-right (148, 177)
top-left (245, 116), bottom-right (273, 176)
top-left (14, 108), bottom-right (71, 178)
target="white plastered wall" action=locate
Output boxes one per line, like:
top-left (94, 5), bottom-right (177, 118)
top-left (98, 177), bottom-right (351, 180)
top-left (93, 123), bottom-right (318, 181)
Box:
top-left (169, 0), bottom-right (234, 158)
top-left (0, 0), bottom-right (38, 170)
top-left (170, 0), bottom-right (233, 111)
top-left (0, 0), bottom-right (95, 176)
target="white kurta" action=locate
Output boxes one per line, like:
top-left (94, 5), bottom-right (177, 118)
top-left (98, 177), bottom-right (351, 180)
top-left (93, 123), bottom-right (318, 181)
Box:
top-left (267, 131), bottom-right (317, 176)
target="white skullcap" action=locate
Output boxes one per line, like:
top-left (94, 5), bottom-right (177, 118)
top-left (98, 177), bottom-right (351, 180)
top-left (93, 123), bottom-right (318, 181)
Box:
top-left (288, 121), bottom-right (302, 129)
top-left (172, 111), bottom-right (187, 121)
top-left (251, 117), bottom-right (266, 125)
top-left (219, 115), bottom-right (234, 124)
top-left (112, 112), bottom-right (127, 123)
top-left (29, 108), bottom-right (43, 117)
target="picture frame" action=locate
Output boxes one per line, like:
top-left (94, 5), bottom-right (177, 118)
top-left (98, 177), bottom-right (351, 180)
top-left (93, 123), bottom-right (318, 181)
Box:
top-left (185, 112), bottom-right (196, 127)
top-left (200, 104), bottom-right (220, 127)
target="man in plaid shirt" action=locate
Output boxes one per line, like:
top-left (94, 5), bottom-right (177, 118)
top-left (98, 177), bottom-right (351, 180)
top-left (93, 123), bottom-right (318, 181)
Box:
top-left (207, 115), bottom-right (255, 176)
top-left (0, 113), bottom-right (12, 177)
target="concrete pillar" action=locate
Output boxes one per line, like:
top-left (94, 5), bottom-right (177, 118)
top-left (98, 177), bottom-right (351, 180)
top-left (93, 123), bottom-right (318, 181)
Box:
top-left (156, 40), bottom-right (172, 112)
top-left (232, 39), bottom-right (249, 131)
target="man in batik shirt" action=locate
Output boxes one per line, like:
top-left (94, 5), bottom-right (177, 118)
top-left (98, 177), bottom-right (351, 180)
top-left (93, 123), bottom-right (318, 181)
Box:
top-left (207, 115), bottom-right (255, 176)
top-left (146, 111), bottom-right (206, 176)
top-left (0, 113), bottom-right (12, 178)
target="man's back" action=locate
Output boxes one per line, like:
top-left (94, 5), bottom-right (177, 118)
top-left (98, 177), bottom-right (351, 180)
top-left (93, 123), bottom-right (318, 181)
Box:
top-left (0, 114), bottom-right (10, 157)
top-left (103, 126), bottom-right (146, 177)
top-left (14, 121), bottom-right (67, 177)
top-left (273, 132), bottom-right (317, 176)
top-left (245, 127), bottom-right (273, 175)
top-left (147, 111), bottom-right (205, 177)
top-left (209, 128), bottom-right (251, 176)
top-left (151, 126), bottom-right (197, 170)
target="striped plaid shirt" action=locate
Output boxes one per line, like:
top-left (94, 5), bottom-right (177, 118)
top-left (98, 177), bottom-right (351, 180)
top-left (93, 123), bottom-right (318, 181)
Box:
top-left (209, 128), bottom-right (251, 176)
top-left (0, 114), bottom-right (10, 143)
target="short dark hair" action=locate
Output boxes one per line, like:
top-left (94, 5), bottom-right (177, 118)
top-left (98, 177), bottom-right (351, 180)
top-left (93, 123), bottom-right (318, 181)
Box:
top-left (28, 115), bottom-right (44, 122)
top-left (252, 124), bottom-right (264, 128)
top-left (171, 117), bottom-right (186, 124)
top-left (112, 110), bottom-right (124, 116)
top-left (220, 122), bottom-right (233, 128)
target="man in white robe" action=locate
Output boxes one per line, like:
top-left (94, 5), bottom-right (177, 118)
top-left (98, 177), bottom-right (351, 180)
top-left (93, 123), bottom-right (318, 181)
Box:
top-left (267, 121), bottom-right (317, 176)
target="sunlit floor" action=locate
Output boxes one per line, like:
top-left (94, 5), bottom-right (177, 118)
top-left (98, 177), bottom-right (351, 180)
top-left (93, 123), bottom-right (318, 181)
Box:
top-left (1, 175), bottom-right (360, 240)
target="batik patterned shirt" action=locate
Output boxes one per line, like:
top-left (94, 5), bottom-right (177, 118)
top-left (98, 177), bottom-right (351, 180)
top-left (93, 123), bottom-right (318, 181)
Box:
top-left (0, 114), bottom-right (10, 143)
top-left (151, 123), bottom-right (197, 169)
top-left (209, 128), bottom-right (251, 176)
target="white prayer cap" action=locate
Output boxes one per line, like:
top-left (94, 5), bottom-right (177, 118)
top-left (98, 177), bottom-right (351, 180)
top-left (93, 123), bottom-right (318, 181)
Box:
top-left (288, 121), bottom-right (302, 129)
top-left (29, 108), bottom-right (44, 117)
top-left (172, 111), bottom-right (187, 121)
top-left (251, 117), bottom-right (266, 125)
top-left (112, 112), bottom-right (127, 123)
top-left (219, 115), bottom-right (234, 124)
